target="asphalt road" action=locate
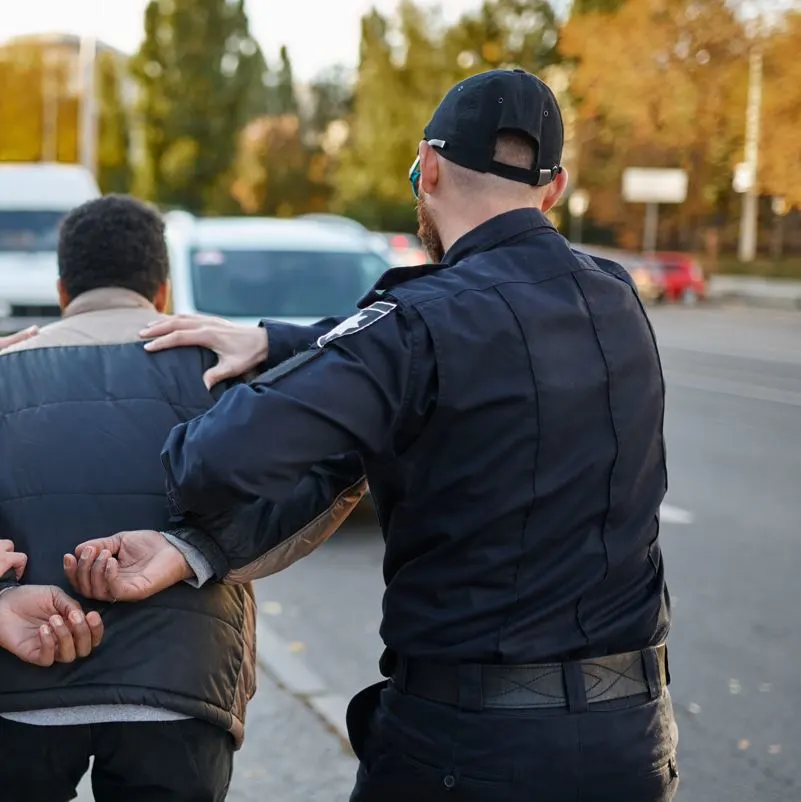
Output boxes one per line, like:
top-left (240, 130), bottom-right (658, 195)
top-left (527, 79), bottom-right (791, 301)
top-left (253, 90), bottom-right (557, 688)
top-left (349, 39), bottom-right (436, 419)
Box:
top-left (253, 305), bottom-right (801, 802)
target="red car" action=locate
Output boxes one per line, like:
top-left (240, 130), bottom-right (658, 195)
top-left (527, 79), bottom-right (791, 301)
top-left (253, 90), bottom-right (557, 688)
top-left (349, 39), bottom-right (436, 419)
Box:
top-left (649, 252), bottom-right (706, 304)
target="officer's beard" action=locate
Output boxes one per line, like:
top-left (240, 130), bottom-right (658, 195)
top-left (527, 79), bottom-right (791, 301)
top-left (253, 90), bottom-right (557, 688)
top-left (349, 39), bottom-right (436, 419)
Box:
top-left (416, 194), bottom-right (445, 264)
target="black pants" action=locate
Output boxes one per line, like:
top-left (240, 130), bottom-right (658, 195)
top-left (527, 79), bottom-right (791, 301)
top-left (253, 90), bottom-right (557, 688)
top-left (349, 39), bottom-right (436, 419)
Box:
top-left (347, 681), bottom-right (680, 802)
top-left (0, 716), bottom-right (234, 802)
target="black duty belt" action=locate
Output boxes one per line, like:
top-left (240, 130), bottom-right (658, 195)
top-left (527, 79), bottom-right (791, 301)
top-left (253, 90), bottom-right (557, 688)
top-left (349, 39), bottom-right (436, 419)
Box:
top-left (390, 644), bottom-right (668, 713)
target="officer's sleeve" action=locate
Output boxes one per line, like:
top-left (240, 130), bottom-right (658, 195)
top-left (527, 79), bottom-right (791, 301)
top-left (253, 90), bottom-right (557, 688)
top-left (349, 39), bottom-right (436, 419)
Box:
top-left (162, 364), bottom-right (367, 583)
top-left (259, 316), bottom-right (346, 368)
top-left (162, 303), bottom-right (422, 578)
top-left (164, 452), bottom-right (367, 582)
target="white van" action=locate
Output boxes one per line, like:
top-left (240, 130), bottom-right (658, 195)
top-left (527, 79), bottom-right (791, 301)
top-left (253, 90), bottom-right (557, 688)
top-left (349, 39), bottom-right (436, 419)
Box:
top-left (0, 163), bottom-right (100, 331)
top-left (165, 214), bottom-right (391, 326)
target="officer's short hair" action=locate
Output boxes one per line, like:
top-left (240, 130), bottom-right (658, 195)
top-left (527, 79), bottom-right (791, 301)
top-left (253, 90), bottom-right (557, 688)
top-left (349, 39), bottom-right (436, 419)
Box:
top-left (493, 131), bottom-right (538, 172)
top-left (58, 194), bottom-right (169, 302)
top-left (450, 132), bottom-right (541, 193)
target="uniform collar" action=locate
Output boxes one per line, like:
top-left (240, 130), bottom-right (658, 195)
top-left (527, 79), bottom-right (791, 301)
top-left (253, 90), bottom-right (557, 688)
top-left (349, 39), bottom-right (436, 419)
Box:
top-left (63, 288), bottom-right (156, 319)
top-left (442, 207), bottom-right (555, 266)
top-left (358, 263), bottom-right (449, 308)
top-left (358, 209), bottom-right (555, 307)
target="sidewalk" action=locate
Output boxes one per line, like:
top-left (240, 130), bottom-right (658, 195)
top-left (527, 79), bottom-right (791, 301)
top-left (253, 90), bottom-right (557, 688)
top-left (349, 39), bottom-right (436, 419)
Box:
top-left (707, 275), bottom-right (801, 310)
top-left (75, 621), bottom-right (358, 802)
top-left (226, 665), bottom-right (357, 802)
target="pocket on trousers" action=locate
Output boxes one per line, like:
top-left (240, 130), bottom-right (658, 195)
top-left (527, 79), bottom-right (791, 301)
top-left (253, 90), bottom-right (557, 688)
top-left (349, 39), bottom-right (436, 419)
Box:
top-left (646, 754), bottom-right (679, 800)
top-left (346, 681), bottom-right (388, 762)
top-left (607, 754), bottom-right (679, 802)
top-left (360, 749), bottom-right (516, 802)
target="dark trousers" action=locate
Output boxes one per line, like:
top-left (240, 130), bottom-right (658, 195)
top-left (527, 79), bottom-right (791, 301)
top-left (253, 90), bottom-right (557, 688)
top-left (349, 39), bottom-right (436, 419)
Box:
top-left (347, 681), bottom-right (680, 802)
top-left (0, 716), bottom-right (234, 802)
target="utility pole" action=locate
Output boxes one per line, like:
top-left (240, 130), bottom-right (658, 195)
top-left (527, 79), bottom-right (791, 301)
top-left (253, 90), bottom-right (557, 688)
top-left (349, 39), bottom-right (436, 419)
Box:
top-left (78, 36), bottom-right (98, 177)
top-left (737, 20), bottom-right (763, 263)
top-left (643, 202), bottom-right (659, 254)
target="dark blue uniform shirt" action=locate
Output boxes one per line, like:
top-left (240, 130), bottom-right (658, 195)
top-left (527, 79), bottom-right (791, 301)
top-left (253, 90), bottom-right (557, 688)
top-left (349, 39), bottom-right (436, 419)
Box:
top-left (164, 208), bottom-right (670, 664)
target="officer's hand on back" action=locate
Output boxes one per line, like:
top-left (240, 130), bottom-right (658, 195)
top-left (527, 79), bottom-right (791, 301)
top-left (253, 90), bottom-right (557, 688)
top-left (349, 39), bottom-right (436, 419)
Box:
top-left (140, 314), bottom-right (267, 389)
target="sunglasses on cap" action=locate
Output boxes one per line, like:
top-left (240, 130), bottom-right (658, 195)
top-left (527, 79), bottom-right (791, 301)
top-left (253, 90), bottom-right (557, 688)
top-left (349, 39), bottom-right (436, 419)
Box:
top-left (408, 139), bottom-right (447, 199)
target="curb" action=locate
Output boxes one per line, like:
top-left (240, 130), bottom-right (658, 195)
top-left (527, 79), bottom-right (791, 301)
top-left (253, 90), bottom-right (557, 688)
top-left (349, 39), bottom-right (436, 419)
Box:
top-left (255, 616), bottom-right (353, 754)
top-left (707, 293), bottom-right (801, 311)
top-left (706, 277), bottom-right (801, 311)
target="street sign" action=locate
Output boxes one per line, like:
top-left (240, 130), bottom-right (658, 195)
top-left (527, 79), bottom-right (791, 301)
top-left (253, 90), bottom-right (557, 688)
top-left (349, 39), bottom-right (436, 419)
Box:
top-left (733, 162), bottom-right (755, 195)
top-left (568, 189), bottom-right (590, 218)
top-left (622, 168), bottom-right (688, 204)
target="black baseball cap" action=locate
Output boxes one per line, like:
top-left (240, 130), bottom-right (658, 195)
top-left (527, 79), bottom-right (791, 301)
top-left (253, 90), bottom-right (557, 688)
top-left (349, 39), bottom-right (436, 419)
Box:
top-left (423, 69), bottom-right (564, 187)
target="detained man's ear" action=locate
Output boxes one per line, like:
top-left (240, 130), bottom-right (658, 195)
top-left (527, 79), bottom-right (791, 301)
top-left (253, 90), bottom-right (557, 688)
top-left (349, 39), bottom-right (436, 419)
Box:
top-left (56, 278), bottom-right (71, 312)
top-left (418, 140), bottom-right (440, 196)
top-left (153, 281), bottom-right (170, 314)
top-left (540, 168), bottom-right (569, 214)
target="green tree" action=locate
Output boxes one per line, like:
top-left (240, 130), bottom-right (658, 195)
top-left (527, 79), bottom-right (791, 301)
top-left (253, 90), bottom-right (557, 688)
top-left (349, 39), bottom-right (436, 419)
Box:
top-left (97, 51), bottom-right (132, 194)
top-left (130, 0), bottom-right (263, 213)
top-left (570, 0), bottom-right (625, 14)
top-left (308, 65), bottom-right (353, 138)
top-left (334, 0), bottom-right (562, 229)
top-left (240, 45), bottom-right (272, 123)
top-left (273, 45), bottom-right (298, 116)
top-left (444, 0), bottom-right (560, 77)
top-left (333, 7), bottom-right (404, 226)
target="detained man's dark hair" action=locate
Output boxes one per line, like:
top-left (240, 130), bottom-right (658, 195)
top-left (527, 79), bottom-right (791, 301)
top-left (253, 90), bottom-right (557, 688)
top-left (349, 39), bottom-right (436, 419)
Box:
top-left (58, 194), bottom-right (169, 302)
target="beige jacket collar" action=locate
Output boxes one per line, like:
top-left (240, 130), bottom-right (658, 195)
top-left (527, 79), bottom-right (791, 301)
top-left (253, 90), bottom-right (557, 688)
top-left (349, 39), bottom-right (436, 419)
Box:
top-left (63, 288), bottom-right (155, 318)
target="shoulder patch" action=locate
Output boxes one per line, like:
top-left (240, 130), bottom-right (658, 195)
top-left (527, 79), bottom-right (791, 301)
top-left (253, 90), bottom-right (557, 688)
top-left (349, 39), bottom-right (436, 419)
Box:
top-left (316, 302), bottom-right (397, 348)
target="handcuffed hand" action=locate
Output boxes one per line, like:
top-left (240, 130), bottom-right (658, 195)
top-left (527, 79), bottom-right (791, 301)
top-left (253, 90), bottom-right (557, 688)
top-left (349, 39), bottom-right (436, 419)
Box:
top-left (0, 539), bottom-right (28, 580)
top-left (139, 314), bottom-right (268, 389)
top-left (0, 585), bottom-right (103, 667)
top-left (65, 530), bottom-right (194, 603)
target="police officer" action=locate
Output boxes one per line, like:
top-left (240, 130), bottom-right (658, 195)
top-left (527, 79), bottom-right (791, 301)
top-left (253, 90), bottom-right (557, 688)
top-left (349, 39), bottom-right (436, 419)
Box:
top-left (75, 69), bottom-right (677, 801)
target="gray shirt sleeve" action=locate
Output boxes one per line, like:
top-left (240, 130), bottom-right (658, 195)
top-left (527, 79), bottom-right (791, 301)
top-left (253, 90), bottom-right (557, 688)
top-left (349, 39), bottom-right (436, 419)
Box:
top-left (162, 533), bottom-right (214, 588)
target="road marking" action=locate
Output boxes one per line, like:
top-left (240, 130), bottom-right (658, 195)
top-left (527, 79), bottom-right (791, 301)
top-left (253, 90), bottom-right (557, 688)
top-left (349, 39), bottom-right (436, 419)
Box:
top-left (660, 504), bottom-right (694, 525)
top-left (666, 372), bottom-right (801, 407)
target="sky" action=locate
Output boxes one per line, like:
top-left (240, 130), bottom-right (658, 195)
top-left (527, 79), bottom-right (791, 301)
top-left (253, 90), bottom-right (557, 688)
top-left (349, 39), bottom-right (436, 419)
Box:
top-left (2, 0), bottom-right (486, 81)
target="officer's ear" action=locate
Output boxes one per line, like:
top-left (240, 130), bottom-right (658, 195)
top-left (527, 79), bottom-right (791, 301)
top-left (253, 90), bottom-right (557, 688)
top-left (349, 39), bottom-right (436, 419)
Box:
top-left (540, 168), bottom-right (569, 214)
top-left (418, 140), bottom-right (440, 196)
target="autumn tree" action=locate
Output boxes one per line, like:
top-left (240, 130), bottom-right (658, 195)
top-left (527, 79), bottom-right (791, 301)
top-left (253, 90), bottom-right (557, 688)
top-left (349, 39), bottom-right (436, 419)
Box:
top-left (130, 0), bottom-right (264, 213)
top-left (560, 0), bottom-right (750, 249)
top-left (230, 115), bottom-right (332, 217)
top-left (761, 11), bottom-right (801, 209)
